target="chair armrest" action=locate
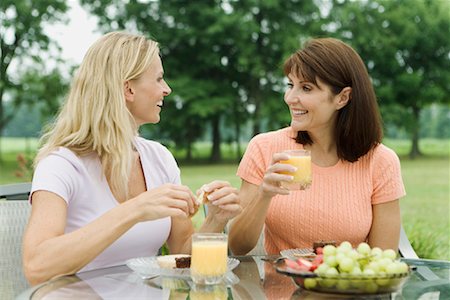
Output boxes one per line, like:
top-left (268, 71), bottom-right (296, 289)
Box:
top-left (402, 279), bottom-right (450, 300)
top-left (399, 225), bottom-right (419, 259)
top-left (0, 182), bottom-right (31, 200)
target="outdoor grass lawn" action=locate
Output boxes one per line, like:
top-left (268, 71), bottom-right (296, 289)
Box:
top-left (0, 137), bottom-right (449, 260)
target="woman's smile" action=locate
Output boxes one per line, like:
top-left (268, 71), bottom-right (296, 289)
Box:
top-left (291, 108), bottom-right (308, 118)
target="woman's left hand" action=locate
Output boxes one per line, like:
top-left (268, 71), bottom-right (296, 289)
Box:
top-left (198, 180), bottom-right (241, 224)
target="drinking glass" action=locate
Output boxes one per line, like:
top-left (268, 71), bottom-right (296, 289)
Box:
top-left (191, 233), bottom-right (228, 285)
top-left (279, 149), bottom-right (312, 190)
top-left (189, 284), bottom-right (227, 300)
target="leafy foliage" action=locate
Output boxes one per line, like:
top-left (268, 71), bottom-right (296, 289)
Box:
top-left (0, 0), bottom-right (69, 148)
top-left (2, 0), bottom-right (449, 161)
top-left (326, 0), bottom-right (450, 157)
top-left (80, 0), bottom-right (324, 161)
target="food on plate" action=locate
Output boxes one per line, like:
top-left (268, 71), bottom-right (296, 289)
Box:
top-left (189, 202), bottom-right (200, 218)
top-left (285, 255), bottom-right (323, 272)
top-left (293, 251), bottom-right (316, 259)
top-left (156, 254), bottom-right (190, 269)
top-left (315, 241), bottom-right (407, 276)
top-left (197, 189), bottom-right (210, 205)
top-left (313, 240), bottom-right (336, 254)
top-left (282, 241), bottom-right (410, 294)
top-left (175, 256), bottom-right (191, 268)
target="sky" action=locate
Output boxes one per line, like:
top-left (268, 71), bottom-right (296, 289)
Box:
top-left (46, 0), bottom-right (101, 65)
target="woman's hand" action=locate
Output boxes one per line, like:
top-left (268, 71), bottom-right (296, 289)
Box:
top-left (260, 152), bottom-right (296, 198)
top-left (199, 180), bottom-right (241, 224)
top-left (132, 183), bottom-right (198, 221)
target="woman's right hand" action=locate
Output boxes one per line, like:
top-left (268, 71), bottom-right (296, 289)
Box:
top-left (132, 183), bottom-right (198, 221)
top-left (260, 152), bottom-right (297, 198)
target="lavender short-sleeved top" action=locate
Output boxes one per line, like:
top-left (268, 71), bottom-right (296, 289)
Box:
top-left (31, 137), bottom-right (179, 272)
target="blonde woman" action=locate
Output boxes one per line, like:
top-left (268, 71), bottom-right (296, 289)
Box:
top-left (23, 32), bottom-right (240, 285)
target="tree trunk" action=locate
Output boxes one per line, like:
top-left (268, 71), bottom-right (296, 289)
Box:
top-left (409, 105), bottom-right (423, 159)
top-left (209, 115), bottom-right (221, 163)
top-left (233, 100), bottom-right (242, 162)
top-left (235, 120), bottom-right (241, 162)
top-left (185, 140), bottom-right (192, 161)
top-left (251, 79), bottom-right (262, 137)
top-left (185, 119), bottom-right (194, 162)
top-left (0, 89), bottom-right (4, 162)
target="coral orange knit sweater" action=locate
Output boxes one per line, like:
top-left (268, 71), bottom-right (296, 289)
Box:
top-left (237, 127), bottom-right (406, 254)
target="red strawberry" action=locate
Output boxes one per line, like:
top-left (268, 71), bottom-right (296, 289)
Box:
top-left (312, 254), bottom-right (323, 266)
top-left (285, 259), bottom-right (301, 270)
top-left (296, 258), bottom-right (314, 271)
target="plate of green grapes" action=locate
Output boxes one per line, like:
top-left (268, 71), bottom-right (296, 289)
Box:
top-left (276, 241), bottom-right (411, 295)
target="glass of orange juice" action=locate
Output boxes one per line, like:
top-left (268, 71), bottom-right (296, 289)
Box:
top-left (279, 149), bottom-right (312, 190)
top-left (189, 284), bottom-right (227, 300)
top-left (191, 233), bottom-right (228, 285)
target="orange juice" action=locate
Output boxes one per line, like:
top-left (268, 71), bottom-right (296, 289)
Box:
top-left (189, 284), bottom-right (227, 300)
top-left (191, 233), bottom-right (228, 285)
top-left (280, 150), bottom-right (312, 190)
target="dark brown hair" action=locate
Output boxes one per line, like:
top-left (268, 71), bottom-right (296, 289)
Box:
top-left (283, 38), bottom-right (382, 162)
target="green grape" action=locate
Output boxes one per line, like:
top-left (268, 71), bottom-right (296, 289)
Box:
top-left (336, 279), bottom-right (351, 291)
top-left (382, 249), bottom-right (397, 260)
top-left (371, 247), bottom-right (383, 258)
top-left (364, 282), bottom-right (379, 293)
top-left (338, 241), bottom-right (352, 253)
top-left (315, 263), bottom-right (330, 274)
top-left (375, 273), bottom-right (390, 286)
top-left (357, 242), bottom-right (371, 255)
top-left (385, 263), bottom-right (399, 274)
top-left (350, 266), bottom-right (362, 275)
top-left (348, 249), bottom-right (360, 260)
top-left (335, 252), bottom-right (347, 265)
top-left (323, 245), bottom-right (337, 255)
top-left (319, 278), bottom-right (336, 288)
top-left (326, 267), bottom-right (339, 276)
top-left (338, 257), bottom-right (355, 273)
top-left (358, 255), bottom-right (371, 268)
top-left (304, 278), bottom-right (317, 289)
top-left (366, 261), bottom-right (380, 273)
top-left (377, 258), bottom-right (393, 272)
top-left (324, 255), bottom-right (338, 267)
top-left (363, 268), bottom-right (376, 276)
top-left (396, 261), bottom-right (409, 273)
top-left (350, 278), bottom-right (365, 289)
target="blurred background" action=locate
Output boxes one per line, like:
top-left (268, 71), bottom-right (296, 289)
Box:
top-left (0, 0), bottom-right (448, 259)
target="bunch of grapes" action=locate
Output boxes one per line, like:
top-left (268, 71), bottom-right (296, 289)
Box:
top-left (314, 241), bottom-right (408, 277)
top-left (303, 241), bottom-right (409, 293)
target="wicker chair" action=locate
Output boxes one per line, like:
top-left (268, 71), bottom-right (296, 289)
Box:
top-left (0, 183), bottom-right (31, 299)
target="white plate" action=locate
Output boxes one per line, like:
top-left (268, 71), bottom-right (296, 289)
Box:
top-left (126, 256), bottom-right (240, 279)
top-left (280, 248), bottom-right (315, 261)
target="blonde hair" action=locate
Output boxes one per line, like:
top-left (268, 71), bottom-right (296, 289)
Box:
top-left (35, 31), bottom-right (159, 200)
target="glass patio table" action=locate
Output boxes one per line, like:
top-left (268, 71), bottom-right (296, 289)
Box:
top-left (17, 255), bottom-right (450, 299)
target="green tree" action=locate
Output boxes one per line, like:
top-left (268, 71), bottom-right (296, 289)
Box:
top-left (0, 0), bottom-right (68, 155)
top-left (81, 0), bottom-right (324, 162)
top-left (13, 66), bottom-right (69, 124)
top-left (227, 0), bottom-right (323, 136)
top-left (81, 0), bottom-right (240, 162)
top-left (327, 0), bottom-right (450, 158)
top-left (421, 104), bottom-right (450, 139)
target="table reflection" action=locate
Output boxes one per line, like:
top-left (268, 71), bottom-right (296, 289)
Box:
top-left (17, 256), bottom-right (450, 300)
